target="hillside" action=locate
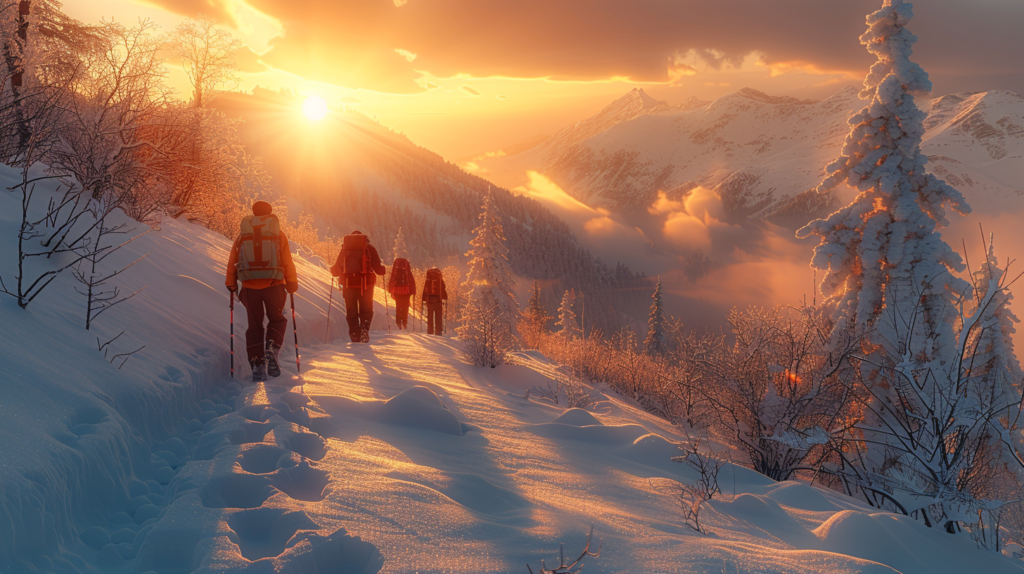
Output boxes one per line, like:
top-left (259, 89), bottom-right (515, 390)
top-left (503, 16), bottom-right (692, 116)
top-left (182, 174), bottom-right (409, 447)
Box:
top-left (212, 89), bottom-right (653, 334)
top-left (1, 164), bottom-right (1022, 574)
top-left (478, 87), bottom-right (1024, 228)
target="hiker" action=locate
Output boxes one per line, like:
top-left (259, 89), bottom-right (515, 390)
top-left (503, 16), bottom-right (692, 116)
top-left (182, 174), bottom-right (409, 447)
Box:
top-left (387, 257), bottom-right (416, 330)
top-left (422, 267), bottom-right (448, 336)
top-left (226, 200), bottom-right (298, 381)
top-left (330, 231), bottom-right (385, 343)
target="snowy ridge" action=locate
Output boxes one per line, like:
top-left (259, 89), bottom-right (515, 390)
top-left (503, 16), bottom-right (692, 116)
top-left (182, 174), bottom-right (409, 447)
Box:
top-left (479, 86), bottom-right (1024, 226)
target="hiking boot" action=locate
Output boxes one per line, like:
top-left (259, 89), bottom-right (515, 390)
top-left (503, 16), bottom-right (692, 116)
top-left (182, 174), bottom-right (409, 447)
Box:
top-left (251, 360), bottom-right (268, 382)
top-left (266, 347), bottom-right (282, 378)
top-left (361, 328), bottom-right (370, 343)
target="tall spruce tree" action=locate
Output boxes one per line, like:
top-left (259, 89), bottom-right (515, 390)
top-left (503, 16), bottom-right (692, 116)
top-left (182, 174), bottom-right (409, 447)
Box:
top-left (797, 0), bottom-right (1024, 532)
top-left (555, 289), bottom-right (578, 339)
top-left (643, 278), bottom-right (667, 356)
top-left (461, 191), bottom-right (518, 326)
top-left (797, 0), bottom-right (970, 361)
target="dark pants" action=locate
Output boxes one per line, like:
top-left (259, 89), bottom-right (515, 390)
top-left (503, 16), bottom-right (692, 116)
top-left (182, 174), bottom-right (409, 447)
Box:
top-left (394, 294), bottom-right (411, 329)
top-left (240, 285), bottom-right (287, 363)
top-left (426, 300), bottom-right (443, 335)
top-left (344, 287), bottom-right (374, 342)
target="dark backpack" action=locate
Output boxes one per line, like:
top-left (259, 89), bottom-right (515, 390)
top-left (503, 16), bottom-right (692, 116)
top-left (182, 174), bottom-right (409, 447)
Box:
top-left (341, 233), bottom-right (370, 290)
top-left (390, 258), bottom-right (413, 295)
top-left (424, 268), bottom-right (443, 297)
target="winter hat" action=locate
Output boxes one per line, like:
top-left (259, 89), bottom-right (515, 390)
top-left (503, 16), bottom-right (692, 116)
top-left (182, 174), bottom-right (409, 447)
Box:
top-left (350, 230), bottom-right (363, 235)
top-left (252, 201), bottom-right (273, 216)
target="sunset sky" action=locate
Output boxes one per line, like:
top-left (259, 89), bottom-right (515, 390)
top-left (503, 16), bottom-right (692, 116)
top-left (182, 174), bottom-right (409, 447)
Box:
top-left (66, 0), bottom-right (1024, 161)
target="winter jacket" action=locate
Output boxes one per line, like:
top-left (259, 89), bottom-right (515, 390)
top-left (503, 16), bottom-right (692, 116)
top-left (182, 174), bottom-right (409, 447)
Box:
top-left (225, 230), bottom-right (298, 290)
top-left (330, 244), bottom-right (386, 288)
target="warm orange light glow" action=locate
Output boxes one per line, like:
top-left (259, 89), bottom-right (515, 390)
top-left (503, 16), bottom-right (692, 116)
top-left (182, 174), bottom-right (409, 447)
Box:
top-left (302, 95), bottom-right (329, 121)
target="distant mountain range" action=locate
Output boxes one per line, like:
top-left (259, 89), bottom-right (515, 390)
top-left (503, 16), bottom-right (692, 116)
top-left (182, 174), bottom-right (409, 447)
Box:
top-left (476, 86), bottom-right (1024, 228)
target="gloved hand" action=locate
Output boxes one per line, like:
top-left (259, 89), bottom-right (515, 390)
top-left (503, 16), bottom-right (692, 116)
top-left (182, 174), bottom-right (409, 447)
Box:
top-left (286, 281), bottom-right (299, 294)
top-left (227, 284), bottom-right (238, 293)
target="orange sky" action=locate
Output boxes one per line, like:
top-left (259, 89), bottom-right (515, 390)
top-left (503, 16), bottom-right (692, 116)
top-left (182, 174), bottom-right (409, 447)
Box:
top-left (65, 0), bottom-right (1024, 161)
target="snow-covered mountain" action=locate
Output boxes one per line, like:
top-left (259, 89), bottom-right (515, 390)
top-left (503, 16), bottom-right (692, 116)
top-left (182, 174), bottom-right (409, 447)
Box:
top-left (478, 87), bottom-right (1024, 227)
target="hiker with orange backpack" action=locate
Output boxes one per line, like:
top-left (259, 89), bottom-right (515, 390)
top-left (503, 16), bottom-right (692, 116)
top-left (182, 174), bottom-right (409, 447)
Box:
top-left (330, 231), bottom-right (386, 343)
top-left (422, 267), bottom-right (448, 336)
top-left (225, 201), bottom-right (298, 381)
top-left (387, 258), bottom-right (416, 330)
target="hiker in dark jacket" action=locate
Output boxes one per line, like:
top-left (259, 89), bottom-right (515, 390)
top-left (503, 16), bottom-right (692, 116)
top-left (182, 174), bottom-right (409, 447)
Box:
top-left (330, 231), bottom-right (385, 342)
top-left (421, 267), bottom-right (448, 336)
top-left (387, 257), bottom-right (416, 330)
top-left (226, 201), bottom-right (298, 380)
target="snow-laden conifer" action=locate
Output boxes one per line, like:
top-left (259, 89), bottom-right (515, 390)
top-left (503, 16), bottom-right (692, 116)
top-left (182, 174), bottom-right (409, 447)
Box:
top-left (459, 191), bottom-right (518, 366)
top-left (797, 0), bottom-right (970, 358)
top-left (461, 191), bottom-right (518, 328)
top-left (643, 278), bottom-right (667, 356)
top-left (555, 289), bottom-right (578, 339)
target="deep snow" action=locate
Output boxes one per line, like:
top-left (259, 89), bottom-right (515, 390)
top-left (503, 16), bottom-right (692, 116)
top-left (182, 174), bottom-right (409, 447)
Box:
top-left (2, 163), bottom-right (1023, 573)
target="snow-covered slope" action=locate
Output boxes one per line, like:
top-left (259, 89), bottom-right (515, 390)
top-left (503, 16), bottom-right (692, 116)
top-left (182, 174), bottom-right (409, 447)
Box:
top-left (2, 164), bottom-right (1023, 573)
top-left (479, 87), bottom-right (1024, 227)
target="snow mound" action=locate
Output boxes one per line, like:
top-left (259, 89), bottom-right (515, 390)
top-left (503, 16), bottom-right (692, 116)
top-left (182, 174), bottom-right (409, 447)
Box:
top-left (527, 419), bottom-right (649, 444)
top-left (551, 408), bottom-right (602, 426)
top-left (378, 386), bottom-right (465, 436)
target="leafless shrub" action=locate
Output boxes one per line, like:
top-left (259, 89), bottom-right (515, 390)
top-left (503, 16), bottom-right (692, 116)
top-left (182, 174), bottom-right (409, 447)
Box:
top-left (526, 525), bottom-right (602, 574)
top-left (672, 434), bottom-right (725, 534)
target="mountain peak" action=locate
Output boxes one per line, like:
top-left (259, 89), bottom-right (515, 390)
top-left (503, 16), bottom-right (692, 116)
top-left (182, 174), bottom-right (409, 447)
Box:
top-left (610, 88), bottom-right (668, 111)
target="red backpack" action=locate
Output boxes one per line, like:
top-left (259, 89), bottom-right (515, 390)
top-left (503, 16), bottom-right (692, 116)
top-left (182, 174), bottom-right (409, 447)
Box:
top-left (341, 233), bottom-right (371, 290)
top-left (424, 268), bottom-right (443, 297)
top-left (389, 258), bottom-right (413, 295)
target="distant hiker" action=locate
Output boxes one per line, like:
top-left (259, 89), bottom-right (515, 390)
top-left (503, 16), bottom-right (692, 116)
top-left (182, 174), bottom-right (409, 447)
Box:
top-left (422, 267), bottom-right (448, 336)
top-left (331, 231), bottom-right (386, 343)
top-left (387, 257), bottom-right (416, 330)
top-left (226, 200), bottom-right (298, 381)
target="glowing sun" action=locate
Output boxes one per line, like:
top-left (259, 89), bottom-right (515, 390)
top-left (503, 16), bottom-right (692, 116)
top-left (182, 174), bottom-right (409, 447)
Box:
top-left (302, 95), bottom-right (328, 121)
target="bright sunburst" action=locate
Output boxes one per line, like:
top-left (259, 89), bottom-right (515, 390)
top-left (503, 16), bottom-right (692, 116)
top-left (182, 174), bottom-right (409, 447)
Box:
top-left (302, 95), bottom-right (329, 121)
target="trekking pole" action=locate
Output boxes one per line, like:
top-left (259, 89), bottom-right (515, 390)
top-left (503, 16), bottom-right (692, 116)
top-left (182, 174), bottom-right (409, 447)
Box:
top-left (443, 300), bottom-right (447, 335)
top-left (326, 278), bottom-right (334, 342)
top-left (383, 269), bottom-right (392, 334)
top-left (230, 291), bottom-right (235, 379)
top-left (290, 293), bottom-right (301, 375)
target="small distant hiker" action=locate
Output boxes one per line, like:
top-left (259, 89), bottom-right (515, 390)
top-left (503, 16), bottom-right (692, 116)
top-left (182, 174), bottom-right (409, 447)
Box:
top-left (331, 231), bottom-right (385, 343)
top-left (422, 267), bottom-right (448, 336)
top-left (387, 257), bottom-right (416, 330)
top-left (226, 200), bottom-right (298, 381)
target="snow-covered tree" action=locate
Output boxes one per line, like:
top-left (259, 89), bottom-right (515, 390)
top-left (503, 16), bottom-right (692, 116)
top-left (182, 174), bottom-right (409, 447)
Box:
top-left (555, 290), bottom-right (578, 339)
top-left (797, 0), bottom-right (970, 356)
top-left (967, 235), bottom-right (1023, 415)
top-left (644, 278), bottom-right (667, 356)
top-left (797, 0), bottom-right (1024, 536)
top-left (393, 226), bottom-right (408, 263)
top-left (461, 191), bottom-right (518, 328)
top-left (459, 191), bottom-right (518, 366)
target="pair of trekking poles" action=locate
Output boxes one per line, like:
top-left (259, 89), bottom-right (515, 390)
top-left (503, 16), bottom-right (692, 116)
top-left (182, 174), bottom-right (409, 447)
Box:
top-left (230, 290), bottom-right (301, 379)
